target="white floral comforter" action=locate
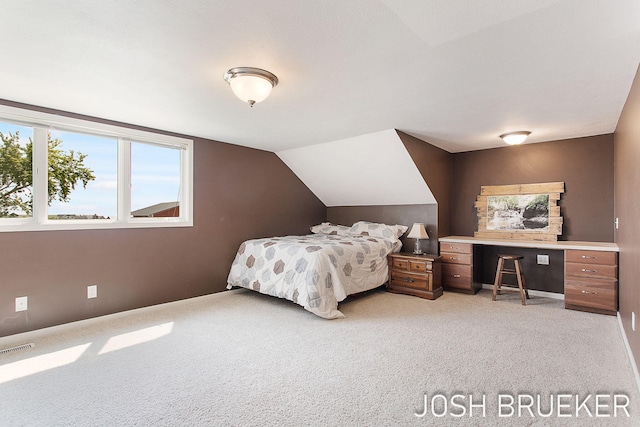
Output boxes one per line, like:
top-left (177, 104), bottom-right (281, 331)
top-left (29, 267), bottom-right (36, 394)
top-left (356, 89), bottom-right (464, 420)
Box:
top-left (226, 234), bottom-right (401, 319)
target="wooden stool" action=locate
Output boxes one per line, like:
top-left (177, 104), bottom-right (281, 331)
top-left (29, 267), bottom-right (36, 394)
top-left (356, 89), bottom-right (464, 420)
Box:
top-left (492, 255), bottom-right (529, 305)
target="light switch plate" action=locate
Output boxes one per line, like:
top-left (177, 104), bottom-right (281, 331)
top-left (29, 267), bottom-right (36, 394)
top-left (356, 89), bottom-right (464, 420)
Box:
top-left (15, 296), bottom-right (28, 312)
top-left (537, 254), bottom-right (550, 265)
top-left (87, 284), bottom-right (98, 299)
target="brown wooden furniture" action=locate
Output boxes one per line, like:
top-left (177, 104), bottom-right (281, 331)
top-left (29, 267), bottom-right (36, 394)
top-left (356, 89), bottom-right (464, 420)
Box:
top-left (387, 253), bottom-right (442, 300)
top-left (439, 242), bottom-right (482, 294)
top-left (439, 236), bottom-right (619, 316)
top-left (564, 250), bottom-right (618, 315)
top-left (492, 254), bottom-right (530, 305)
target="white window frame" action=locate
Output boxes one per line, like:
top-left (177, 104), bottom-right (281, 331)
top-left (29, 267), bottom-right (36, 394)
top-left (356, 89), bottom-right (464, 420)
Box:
top-left (0, 104), bottom-right (193, 232)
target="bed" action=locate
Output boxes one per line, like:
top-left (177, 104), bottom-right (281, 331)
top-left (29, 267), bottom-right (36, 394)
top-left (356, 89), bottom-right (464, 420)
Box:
top-left (226, 221), bottom-right (407, 319)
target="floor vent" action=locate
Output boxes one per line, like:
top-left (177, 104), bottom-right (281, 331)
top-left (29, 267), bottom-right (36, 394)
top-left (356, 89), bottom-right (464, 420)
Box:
top-left (0, 343), bottom-right (35, 356)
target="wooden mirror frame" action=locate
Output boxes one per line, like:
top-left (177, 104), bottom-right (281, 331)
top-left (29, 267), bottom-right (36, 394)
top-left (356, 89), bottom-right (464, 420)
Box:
top-left (475, 182), bottom-right (564, 241)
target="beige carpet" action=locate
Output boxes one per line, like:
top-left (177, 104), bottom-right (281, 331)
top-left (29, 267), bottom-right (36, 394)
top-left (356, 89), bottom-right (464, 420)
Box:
top-left (0, 288), bottom-right (638, 426)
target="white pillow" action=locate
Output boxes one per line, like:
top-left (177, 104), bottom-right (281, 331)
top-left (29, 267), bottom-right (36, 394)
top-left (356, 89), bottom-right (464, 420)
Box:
top-left (310, 222), bottom-right (351, 236)
top-left (347, 221), bottom-right (408, 239)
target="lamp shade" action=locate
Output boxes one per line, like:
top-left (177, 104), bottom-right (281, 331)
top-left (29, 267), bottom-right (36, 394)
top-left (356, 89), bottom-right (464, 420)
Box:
top-left (407, 223), bottom-right (429, 239)
top-left (229, 75), bottom-right (274, 104)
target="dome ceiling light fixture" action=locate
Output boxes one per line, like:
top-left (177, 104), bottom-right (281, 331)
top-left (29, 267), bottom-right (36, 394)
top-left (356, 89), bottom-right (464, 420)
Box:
top-left (223, 67), bottom-right (278, 107)
top-left (500, 131), bottom-right (531, 145)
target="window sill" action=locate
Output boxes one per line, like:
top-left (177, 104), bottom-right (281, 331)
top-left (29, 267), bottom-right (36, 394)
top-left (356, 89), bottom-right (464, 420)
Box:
top-left (0, 219), bottom-right (193, 233)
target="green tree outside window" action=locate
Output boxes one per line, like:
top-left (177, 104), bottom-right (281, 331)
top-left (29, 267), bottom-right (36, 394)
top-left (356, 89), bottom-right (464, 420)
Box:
top-left (0, 131), bottom-right (95, 217)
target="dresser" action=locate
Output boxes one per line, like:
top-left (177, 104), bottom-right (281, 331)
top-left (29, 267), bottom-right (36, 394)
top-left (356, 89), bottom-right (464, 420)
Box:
top-left (564, 250), bottom-right (618, 315)
top-left (439, 242), bottom-right (482, 294)
top-left (387, 253), bottom-right (442, 300)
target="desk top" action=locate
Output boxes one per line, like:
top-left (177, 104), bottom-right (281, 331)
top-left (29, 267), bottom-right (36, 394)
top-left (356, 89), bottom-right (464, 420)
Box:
top-left (438, 236), bottom-right (619, 252)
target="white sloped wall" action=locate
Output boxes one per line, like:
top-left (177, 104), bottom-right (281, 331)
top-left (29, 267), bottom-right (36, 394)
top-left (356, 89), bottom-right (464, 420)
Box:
top-left (276, 129), bottom-right (435, 207)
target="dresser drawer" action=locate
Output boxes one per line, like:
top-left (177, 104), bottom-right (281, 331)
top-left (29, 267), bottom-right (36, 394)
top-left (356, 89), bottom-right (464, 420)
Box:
top-left (440, 253), bottom-right (471, 265)
top-left (390, 271), bottom-right (428, 290)
top-left (565, 279), bottom-right (617, 312)
top-left (440, 242), bottom-right (472, 254)
top-left (442, 264), bottom-right (472, 289)
top-left (565, 250), bottom-right (616, 265)
top-left (565, 263), bottom-right (617, 279)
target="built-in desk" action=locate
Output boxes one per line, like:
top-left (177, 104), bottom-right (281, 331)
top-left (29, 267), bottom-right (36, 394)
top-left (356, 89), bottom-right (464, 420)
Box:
top-left (438, 236), bottom-right (619, 315)
top-left (439, 236), bottom-right (619, 252)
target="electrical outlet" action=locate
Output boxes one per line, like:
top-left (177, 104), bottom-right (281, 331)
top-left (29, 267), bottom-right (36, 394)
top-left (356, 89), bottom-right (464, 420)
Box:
top-left (15, 296), bottom-right (28, 312)
top-left (87, 284), bottom-right (98, 299)
top-left (537, 254), bottom-right (550, 265)
top-left (633, 312), bottom-right (636, 332)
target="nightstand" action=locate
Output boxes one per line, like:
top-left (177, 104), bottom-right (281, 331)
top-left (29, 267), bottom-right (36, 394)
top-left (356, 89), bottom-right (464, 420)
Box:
top-left (387, 253), bottom-right (442, 300)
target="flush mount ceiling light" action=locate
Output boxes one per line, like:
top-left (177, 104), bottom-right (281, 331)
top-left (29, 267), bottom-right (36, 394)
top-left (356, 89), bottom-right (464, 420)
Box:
top-left (500, 131), bottom-right (531, 145)
top-left (223, 67), bottom-right (278, 107)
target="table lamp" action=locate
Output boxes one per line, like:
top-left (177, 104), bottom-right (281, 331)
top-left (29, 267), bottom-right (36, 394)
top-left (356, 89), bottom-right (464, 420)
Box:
top-left (407, 223), bottom-right (429, 255)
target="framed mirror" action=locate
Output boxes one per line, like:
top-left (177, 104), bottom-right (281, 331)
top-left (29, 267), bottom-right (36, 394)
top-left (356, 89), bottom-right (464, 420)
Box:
top-left (475, 182), bottom-right (564, 241)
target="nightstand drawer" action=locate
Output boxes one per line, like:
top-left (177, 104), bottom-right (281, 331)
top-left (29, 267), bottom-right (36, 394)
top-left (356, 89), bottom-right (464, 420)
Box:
top-left (440, 253), bottom-right (471, 265)
top-left (390, 271), bottom-right (428, 290)
top-left (440, 242), bottom-right (472, 254)
top-left (409, 260), bottom-right (429, 273)
top-left (565, 279), bottom-right (617, 312)
top-left (565, 263), bottom-right (617, 279)
top-left (392, 258), bottom-right (429, 273)
top-left (565, 250), bottom-right (616, 265)
top-left (392, 258), bottom-right (409, 270)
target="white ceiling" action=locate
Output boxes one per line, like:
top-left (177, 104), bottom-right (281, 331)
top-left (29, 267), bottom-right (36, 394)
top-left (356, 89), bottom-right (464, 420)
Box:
top-left (2, 1), bottom-right (639, 153)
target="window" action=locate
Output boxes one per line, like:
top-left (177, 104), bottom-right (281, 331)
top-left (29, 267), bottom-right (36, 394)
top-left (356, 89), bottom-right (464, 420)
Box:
top-left (0, 104), bottom-right (193, 232)
top-left (48, 130), bottom-right (118, 220)
top-left (131, 142), bottom-right (181, 218)
top-left (0, 121), bottom-right (33, 219)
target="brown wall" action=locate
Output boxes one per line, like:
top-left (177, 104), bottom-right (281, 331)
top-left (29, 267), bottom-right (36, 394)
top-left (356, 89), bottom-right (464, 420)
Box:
top-left (450, 134), bottom-right (615, 242)
top-left (0, 101), bottom-right (326, 337)
top-left (397, 131), bottom-right (454, 239)
top-left (614, 66), bottom-right (640, 372)
top-left (327, 204), bottom-right (439, 255)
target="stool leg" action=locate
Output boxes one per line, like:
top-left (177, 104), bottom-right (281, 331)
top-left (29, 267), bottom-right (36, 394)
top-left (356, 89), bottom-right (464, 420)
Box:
top-left (492, 257), bottom-right (504, 301)
top-left (520, 261), bottom-right (530, 299)
top-left (514, 259), bottom-right (526, 305)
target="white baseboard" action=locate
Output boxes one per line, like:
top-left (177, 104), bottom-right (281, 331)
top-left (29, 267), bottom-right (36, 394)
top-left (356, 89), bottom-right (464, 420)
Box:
top-left (618, 313), bottom-right (640, 394)
top-left (480, 283), bottom-right (564, 300)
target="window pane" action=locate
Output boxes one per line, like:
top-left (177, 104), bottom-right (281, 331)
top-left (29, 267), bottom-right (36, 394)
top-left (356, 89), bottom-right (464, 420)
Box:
top-left (131, 142), bottom-right (181, 218)
top-left (0, 121), bottom-right (33, 218)
top-left (48, 130), bottom-right (117, 220)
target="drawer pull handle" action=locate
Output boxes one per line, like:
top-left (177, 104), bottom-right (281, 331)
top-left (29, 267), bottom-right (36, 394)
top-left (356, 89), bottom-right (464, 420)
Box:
top-left (581, 290), bottom-right (597, 295)
top-left (450, 257), bottom-right (459, 260)
top-left (581, 255), bottom-right (597, 259)
top-left (581, 268), bottom-right (598, 273)
top-left (403, 278), bottom-right (415, 283)
top-left (453, 274), bottom-right (461, 278)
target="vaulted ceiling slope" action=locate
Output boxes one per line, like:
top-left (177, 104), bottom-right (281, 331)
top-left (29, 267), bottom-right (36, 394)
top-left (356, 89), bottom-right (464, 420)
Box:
top-left (2, 1), bottom-right (639, 153)
top-left (277, 129), bottom-right (436, 207)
